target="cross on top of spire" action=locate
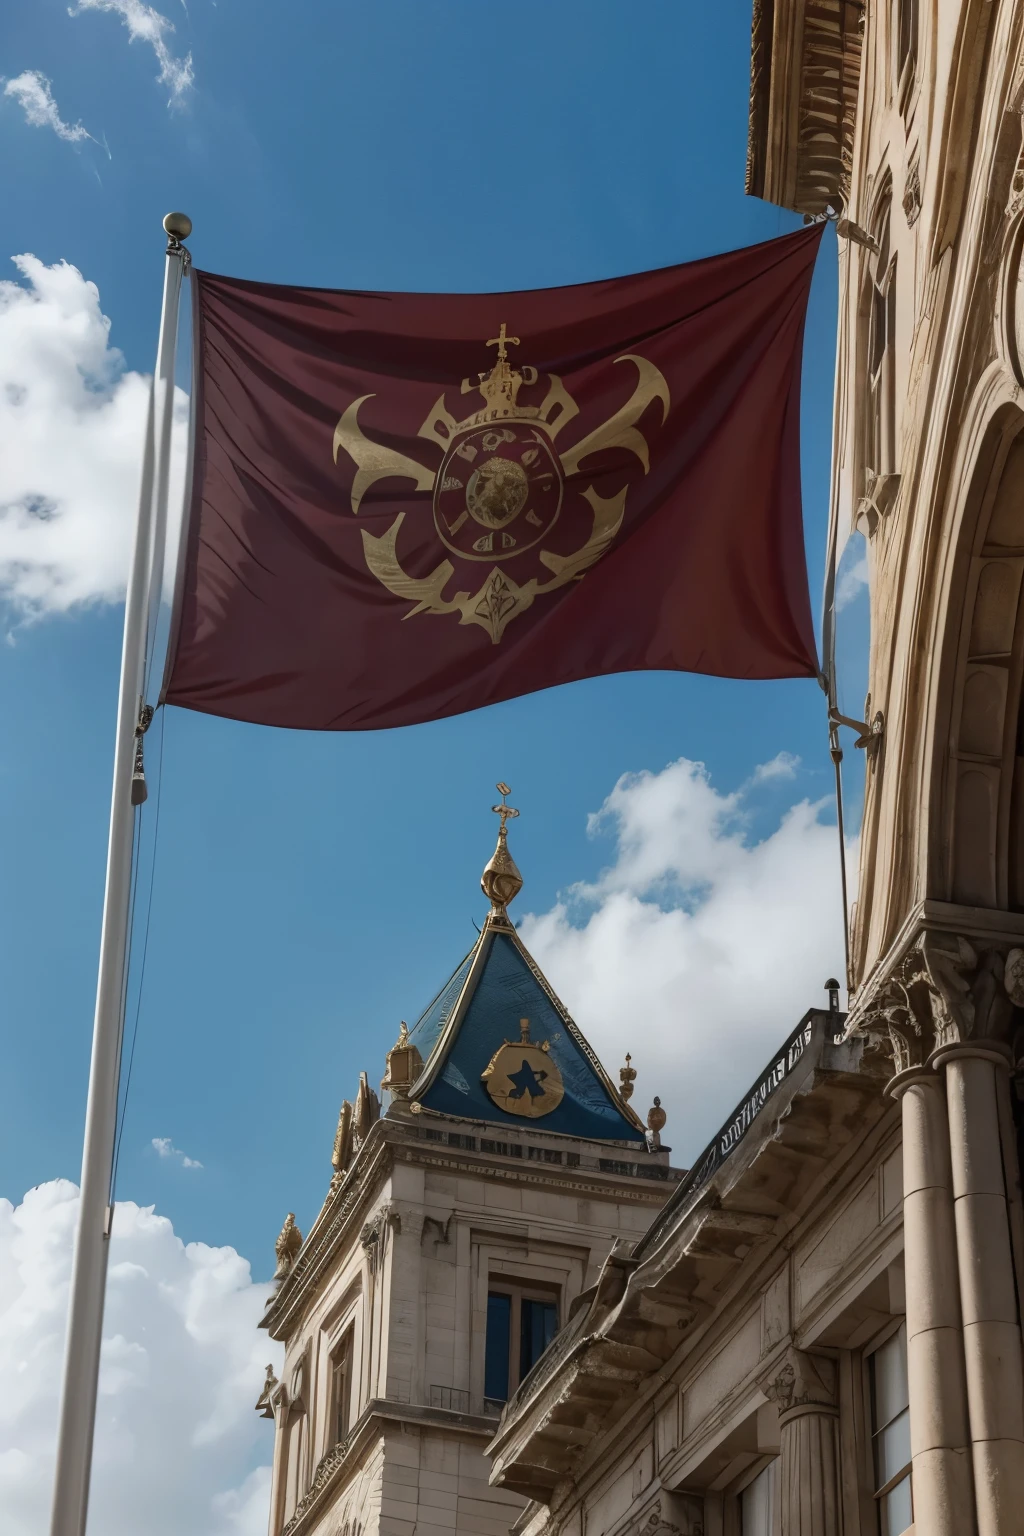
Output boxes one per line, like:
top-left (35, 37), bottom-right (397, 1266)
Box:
top-left (486, 323), bottom-right (520, 363)
top-left (491, 781), bottom-right (520, 837)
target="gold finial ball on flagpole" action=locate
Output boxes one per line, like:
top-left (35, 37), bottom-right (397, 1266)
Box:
top-left (163, 211), bottom-right (192, 241)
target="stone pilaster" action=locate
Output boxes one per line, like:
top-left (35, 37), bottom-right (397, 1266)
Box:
top-left (922, 937), bottom-right (1024, 1535)
top-left (759, 1348), bottom-right (840, 1536)
top-left (857, 927), bottom-right (1024, 1535)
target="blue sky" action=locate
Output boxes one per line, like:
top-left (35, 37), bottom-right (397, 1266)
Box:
top-left (1, 0), bottom-right (869, 1280)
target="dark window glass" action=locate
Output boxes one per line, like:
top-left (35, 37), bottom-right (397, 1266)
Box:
top-left (519, 1298), bottom-right (558, 1382)
top-left (484, 1292), bottom-right (511, 1402)
top-left (332, 1333), bottom-right (353, 1445)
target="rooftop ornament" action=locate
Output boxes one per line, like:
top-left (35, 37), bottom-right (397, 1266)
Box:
top-left (481, 781), bottom-right (523, 920)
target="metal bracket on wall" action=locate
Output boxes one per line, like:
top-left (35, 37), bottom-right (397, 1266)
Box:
top-left (829, 706), bottom-right (884, 752)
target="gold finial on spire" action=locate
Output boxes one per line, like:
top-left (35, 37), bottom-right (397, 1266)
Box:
top-left (482, 782), bottom-right (523, 918)
top-left (619, 1053), bottom-right (637, 1102)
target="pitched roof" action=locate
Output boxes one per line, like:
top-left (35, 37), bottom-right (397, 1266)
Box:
top-left (406, 914), bottom-right (646, 1143)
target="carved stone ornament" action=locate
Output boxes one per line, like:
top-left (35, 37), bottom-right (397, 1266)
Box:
top-left (1006, 948), bottom-right (1024, 1008)
top-left (273, 1213), bottom-right (302, 1282)
top-left (858, 930), bottom-right (1016, 1076)
top-left (332, 1099), bottom-right (353, 1176)
top-left (254, 1362), bottom-right (279, 1419)
top-left (281, 1433), bottom-right (360, 1536)
top-left (353, 1071), bottom-right (381, 1148)
top-left (758, 1346), bottom-right (837, 1418)
top-left (361, 1203), bottom-right (400, 1273)
top-left (628, 1493), bottom-right (704, 1536)
top-left (902, 162), bottom-right (922, 226)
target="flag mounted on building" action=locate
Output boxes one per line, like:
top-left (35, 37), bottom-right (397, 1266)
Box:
top-left (163, 223), bottom-right (823, 731)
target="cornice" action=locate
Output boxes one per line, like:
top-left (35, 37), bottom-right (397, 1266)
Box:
top-left (281, 1397), bottom-right (498, 1536)
top-left (746, 0), bottom-right (864, 215)
top-left (488, 1017), bottom-right (890, 1498)
top-left (263, 1118), bottom-right (679, 1339)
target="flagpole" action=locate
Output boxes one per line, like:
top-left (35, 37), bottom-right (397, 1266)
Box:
top-left (49, 212), bottom-right (191, 1536)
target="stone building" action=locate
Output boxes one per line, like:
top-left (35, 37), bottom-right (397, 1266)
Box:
top-left (255, 803), bottom-right (681, 1536)
top-left (488, 4), bottom-right (1024, 1536)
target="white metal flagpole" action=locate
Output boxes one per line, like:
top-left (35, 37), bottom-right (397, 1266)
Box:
top-left (49, 212), bottom-right (192, 1536)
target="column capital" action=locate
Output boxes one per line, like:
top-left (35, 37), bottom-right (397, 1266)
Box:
top-left (757, 1345), bottom-right (837, 1422)
top-left (851, 927), bottom-right (1016, 1080)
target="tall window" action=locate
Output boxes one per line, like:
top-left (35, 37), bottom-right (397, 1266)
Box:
top-left (330, 1331), bottom-right (354, 1447)
top-left (897, 0), bottom-right (918, 87)
top-left (483, 1282), bottom-right (558, 1409)
top-left (740, 1458), bottom-right (780, 1536)
top-left (867, 200), bottom-right (896, 488)
top-left (870, 1323), bottom-right (912, 1535)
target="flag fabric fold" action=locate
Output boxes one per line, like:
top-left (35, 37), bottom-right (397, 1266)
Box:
top-left (164, 224), bottom-right (822, 731)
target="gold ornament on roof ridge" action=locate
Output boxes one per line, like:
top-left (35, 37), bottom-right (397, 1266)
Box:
top-left (619, 1053), bottom-right (637, 1102)
top-left (482, 781), bottom-right (523, 916)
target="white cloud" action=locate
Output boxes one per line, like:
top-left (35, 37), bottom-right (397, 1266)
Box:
top-left (70, 0), bottom-right (194, 104)
top-left (151, 1136), bottom-right (203, 1169)
top-left (0, 1181), bottom-right (279, 1536)
top-left (0, 253), bottom-right (187, 616)
top-left (3, 71), bottom-right (94, 144)
top-left (836, 553), bottom-right (869, 611)
top-left (750, 750), bottom-right (800, 785)
top-left (518, 758), bottom-right (849, 1162)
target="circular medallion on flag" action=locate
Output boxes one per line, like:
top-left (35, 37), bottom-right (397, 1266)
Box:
top-left (433, 424), bottom-right (563, 562)
top-left (481, 1020), bottom-right (564, 1119)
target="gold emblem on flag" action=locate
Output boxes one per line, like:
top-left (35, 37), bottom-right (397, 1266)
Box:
top-left (481, 1018), bottom-right (564, 1119)
top-left (333, 326), bottom-right (669, 644)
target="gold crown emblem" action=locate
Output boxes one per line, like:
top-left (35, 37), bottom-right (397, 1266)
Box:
top-left (333, 329), bottom-right (670, 644)
top-left (456, 323), bottom-right (553, 432)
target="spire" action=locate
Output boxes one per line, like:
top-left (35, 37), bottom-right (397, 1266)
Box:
top-left (481, 781), bottom-right (523, 918)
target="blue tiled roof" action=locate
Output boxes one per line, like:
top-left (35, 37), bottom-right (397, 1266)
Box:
top-left (411, 923), bottom-right (645, 1143)
top-left (407, 946), bottom-right (475, 1063)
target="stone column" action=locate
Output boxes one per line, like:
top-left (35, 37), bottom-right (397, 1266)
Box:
top-left (759, 1348), bottom-right (840, 1536)
top-left (890, 1063), bottom-right (976, 1535)
top-left (936, 1042), bottom-right (1024, 1534)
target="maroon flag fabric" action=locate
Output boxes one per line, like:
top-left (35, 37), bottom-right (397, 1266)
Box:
top-left (164, 225), bottom-right (822, 730)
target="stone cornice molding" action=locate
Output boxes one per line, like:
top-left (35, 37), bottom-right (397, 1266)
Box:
top-left (488, 1024), bottom-right (889, 1499)
top-left (264, 1119), bottom-right (678, 1339)
top-left (745, 0), bottom-right (864, 215)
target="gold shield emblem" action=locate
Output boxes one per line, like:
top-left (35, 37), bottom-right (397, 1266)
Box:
top-left (481, 1018), bottom-right (564, 1119)
top-left (333, 324), bottom-right (669, 644)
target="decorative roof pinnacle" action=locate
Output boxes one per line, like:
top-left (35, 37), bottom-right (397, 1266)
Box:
top-left (481, 781), bottom-right (523, 917)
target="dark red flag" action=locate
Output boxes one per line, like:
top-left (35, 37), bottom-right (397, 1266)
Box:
top-left (164, 226), bottom-right (822, 730)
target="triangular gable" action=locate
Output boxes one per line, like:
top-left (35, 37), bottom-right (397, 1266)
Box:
top-left (410, 919), bottom-right (645, 1143)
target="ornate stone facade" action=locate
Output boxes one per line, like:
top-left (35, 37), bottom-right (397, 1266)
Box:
top-left (484, 5), bottom-right (1024, 1536)
top-left (257, 825), bottom-right (681, 1536)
